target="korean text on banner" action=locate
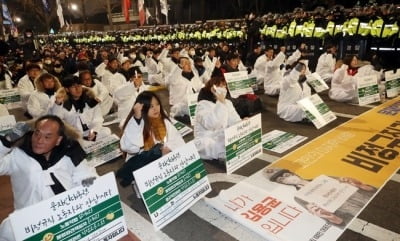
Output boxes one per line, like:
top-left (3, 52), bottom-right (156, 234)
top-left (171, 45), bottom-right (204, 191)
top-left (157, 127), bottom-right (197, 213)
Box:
top-left (262, 130), bottom-right (308, 154)
top-left (225, 113), bottom-right (262, 174)
top-left (297, 94), bottom-right (336, 129)
top-left (224, 71), bottom-right (255, 98)
top-left (187, 92), bottom-right (198, 126)
top-left (306, 72), bottom-right (329, 93)
top-left (10, 172), bottom-right (127, 241)
top-left (133, 141), bottom-right (211, 230)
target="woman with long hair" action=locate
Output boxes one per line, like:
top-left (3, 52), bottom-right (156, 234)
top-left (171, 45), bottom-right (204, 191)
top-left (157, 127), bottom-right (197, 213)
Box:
top-left (193, 76), bottom-right (241, 161)
top-left (117, 91), bottom-right (185, 187)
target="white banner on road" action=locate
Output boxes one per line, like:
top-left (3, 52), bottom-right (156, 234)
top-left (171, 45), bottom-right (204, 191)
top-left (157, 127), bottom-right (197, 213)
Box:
top-left (297, 94), bottom-right (337, 129)
top-left (133, 142), bottom-right (211, 230)
top-left (225, 114), bottom-right (262, 174)
top-left (262, 130), bottom-right (308, 154)
top-left (357, 74), bottom-right (380, 106)
top-left (10, 172), bottom-right (127, 241)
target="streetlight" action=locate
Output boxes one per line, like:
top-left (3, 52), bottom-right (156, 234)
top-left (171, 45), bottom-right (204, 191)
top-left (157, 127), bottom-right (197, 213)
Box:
top-left (14, 17), bottom-right (21, 23)
top-left (70, 3), bottom-right (78, 11)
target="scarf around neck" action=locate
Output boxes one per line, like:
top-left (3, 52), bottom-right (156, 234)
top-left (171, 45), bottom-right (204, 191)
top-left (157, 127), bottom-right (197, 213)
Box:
top-left (143, 117), bottom-right (166, 151)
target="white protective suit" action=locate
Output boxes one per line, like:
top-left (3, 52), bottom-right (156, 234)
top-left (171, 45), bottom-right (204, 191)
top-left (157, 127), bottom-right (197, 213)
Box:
top-left (120, 117), bottom-right (185, 160)
top-left (95, 61), bottom-right (107, 78)
top-left (17, 75), bottom-right (35, 110)
top-left (101, 70), bottom-right (127, 96)
top-left (194, 98), bottom-right (241, 160)
top-left (0, 135), bottom-right (97, 241)
top-left (145, 56), bottom-right (164, 85)
top-left (329, 64), bottom-right (382, 103)
top-left (277, 68), bottom-right (311, 122)
top-left (203, 55), bottom-right (217, 74)
top-left (263, 51), bottom-right (286, 95)
top-left (50, 88), bottom-right (111, 138)
top-left (316, 52), bottom-right (336, 83)
top-left (27, 91), bottom-right (56, 119)
top-left (114, 82), bottom-right (148, 124)
top-left (166, 66), bottom-right (204, 117)
top-left (87, 79), bottom-right (113, 116)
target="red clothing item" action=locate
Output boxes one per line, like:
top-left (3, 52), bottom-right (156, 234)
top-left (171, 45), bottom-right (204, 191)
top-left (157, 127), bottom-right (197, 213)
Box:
top-left (347, 68), bottom-right (358, 76)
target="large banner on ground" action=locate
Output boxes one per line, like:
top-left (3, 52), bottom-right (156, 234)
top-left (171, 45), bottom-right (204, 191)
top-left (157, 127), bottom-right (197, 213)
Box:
top-left (224, 71), bottom-right (256, 98)
top-left (10, 172), bottom-right (127, 241)
top-left (225, 113), bottom-right (262, 174)
top-left (206, 96), bottom-right (400, 241)
top-left (0, 89), bottom-right (22, 109)
top-left (133, 141), bottom-right (211, 230)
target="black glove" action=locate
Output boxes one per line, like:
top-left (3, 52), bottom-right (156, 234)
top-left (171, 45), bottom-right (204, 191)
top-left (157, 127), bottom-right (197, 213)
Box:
top-left (6, 122), bottom-right (31, 142)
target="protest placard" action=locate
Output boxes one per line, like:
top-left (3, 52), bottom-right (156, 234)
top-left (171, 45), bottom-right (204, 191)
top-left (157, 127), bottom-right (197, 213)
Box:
top-left (187, 93), bottom-right (198, 126)
top-left (10, 172), bottom-right (127, 241)
top-left (172, 119), bottom-right (193, 137)
top-left (225, 113), bottom-right (262, 174)
top-left (81, 134), bottom-right (122, 168)
top-left (357, 74), bottom-right (380, 106)
top-left (384, 69), bottom-right (400, 98)
top-left (306, 72), bottom-right (329, 93)
top-left (0, 115), bottom-right (16, 135)
top-left (0, 89), bottom-right (22, 109)
top-left (297, 94), bottom-right (337, 129)
top-left (224, 71), bottom-right (256, 98)
top-left (262, 130), bottom-right (308, 154)
top-left (133, 141), bottom-right (211, 230)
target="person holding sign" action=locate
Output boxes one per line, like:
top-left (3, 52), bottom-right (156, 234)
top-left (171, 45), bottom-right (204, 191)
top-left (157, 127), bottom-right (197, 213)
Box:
top-left (27, 73), bottom-right (62, 119)
top-left (277, 62), bottom-right (312, 122)
top-left (0, 115), bottom-right (97, 241)
top-left (116, 91), bottom-right (185, 187)
top-left (264, 168), bottom-right (377, 227)
top-left (329, 55), bottom-right (382, 103)
top-left (193, 77), bottom-right (241, 161)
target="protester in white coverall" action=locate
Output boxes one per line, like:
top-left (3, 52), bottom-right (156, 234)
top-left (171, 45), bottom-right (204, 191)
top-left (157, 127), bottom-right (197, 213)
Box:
top-left (27, 73), bottom-right (62, 119)
top-left (261, 46), bottom-right (286, 95)
top-left (315, 44), bottom-right (337, 83)
top-left (0, 115), bottom-right (97, 241)
top-left (79, 70), bottom-right (113, 117)
top-left (166, 57), bottom-right (204, 118)
top-left (101, 57), bottom-right (127, 96)
top-left (17, 63), bottom-right (42, 111)
top-left (329, 55), bottom-right (382, 103)
top-left (277, 62), bottom-right (311, 122)
top-left (194, 76), bottom-right (241, 160)
top-left (50, 76), bottom-right (111, 141)
top-left (145, 48), bottom-right (164, 85)
top-left (114, 67), bottom-right (148, 125)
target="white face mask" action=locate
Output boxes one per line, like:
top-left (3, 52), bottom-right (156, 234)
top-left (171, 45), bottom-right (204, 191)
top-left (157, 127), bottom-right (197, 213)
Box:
top-left (139, 54), bottom-right (145, 60)
top-left (214, 86), bottom-right (227, 98)
top-left (38, 64), bottom-right (43, 69)
top-left (54, 67), bottom-right (63, 73)
top-left (129, 54), bottom-right (136, 59)
top-left (44, 60), bottom-right (52, 65)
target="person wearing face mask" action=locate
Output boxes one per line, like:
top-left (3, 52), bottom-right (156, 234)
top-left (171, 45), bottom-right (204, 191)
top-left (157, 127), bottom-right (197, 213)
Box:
top-left (50, 58), bottom-right (67, 81)
top-left (17, 63), bottom-right (42, 113)
top-left (27, 73), bottom-right (62, 119)
top-left (277, 62), bottom-right (312, 122)
top-left (42, 56), bottom-right (53, 73)
top-left (166, 57), bottom-right (204, 121)
top-left (193, 77), bottom-right (241, 161)
top-left (145, 49), bottom-right (164, 85)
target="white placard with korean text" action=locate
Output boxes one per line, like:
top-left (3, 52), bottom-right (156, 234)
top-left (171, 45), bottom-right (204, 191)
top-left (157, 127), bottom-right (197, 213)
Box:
top-left (81, 134), bottom-right (122, 168)
top-left (262, 130), bottom-right (308, 154)
top-left (133, 141), bottom-right (211, 230)
top-left (224, 113), bottom-right (262, 174)
top-left (306, 72), bottom-right (329, 93)
top-left (297, 94), bottom-right (337, 129)
top-left (172, 119), bottom-right (193, 137)
top-left (224, 71), bottom-right (255, 98)
top-left (0, 115), bottom-right (16, 135)
top-left (10, 172), bottom-right (127, 241)
top-left (0, 89), bottom-right (22, 109)
top-left (187, 92), bottom-right (198, 126)
top-left (357, 74), bottom-right (380, 106)
top-left (384, 69), bottom-right (400, 98)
